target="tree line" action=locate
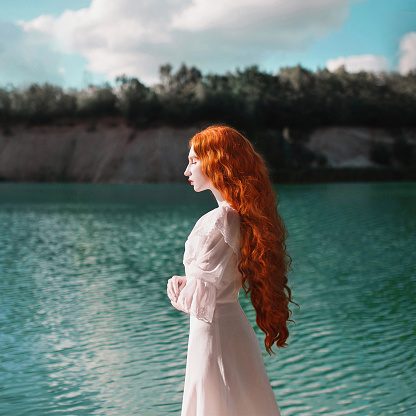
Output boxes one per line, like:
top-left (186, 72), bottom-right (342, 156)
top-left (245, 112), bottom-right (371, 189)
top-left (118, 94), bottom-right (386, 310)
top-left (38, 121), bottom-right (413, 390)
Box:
top-left (0, 64), bottom-right (415, 133)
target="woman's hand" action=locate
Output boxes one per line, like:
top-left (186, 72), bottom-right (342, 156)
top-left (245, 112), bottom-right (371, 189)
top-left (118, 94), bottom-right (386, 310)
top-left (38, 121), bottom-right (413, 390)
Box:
top-left (167, 275), bottom-right (187, 303)
top-left (170, 299), bottom-right (185, 312)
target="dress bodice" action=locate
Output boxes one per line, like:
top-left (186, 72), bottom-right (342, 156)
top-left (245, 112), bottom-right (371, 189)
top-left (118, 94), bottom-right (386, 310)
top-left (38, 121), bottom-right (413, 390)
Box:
top-left (178, 201), bottom-right (242, 322)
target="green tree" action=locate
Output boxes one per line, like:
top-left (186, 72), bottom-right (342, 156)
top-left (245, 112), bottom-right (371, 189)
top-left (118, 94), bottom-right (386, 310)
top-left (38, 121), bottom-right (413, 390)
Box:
top-left (76, 83), bottom-right (117, 118)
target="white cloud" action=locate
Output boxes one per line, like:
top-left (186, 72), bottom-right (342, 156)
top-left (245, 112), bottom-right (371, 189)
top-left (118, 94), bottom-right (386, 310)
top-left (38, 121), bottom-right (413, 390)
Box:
top-left (399, 32), bottom-right (416, 75)
top-left (19, 0), bottom-right (361, 84)
top-left (326, 54), bottom-right (388, 73)
top-left (0, 21), bottom-right (64, 86)
top-left (172, 0), bottom-right (351, 32)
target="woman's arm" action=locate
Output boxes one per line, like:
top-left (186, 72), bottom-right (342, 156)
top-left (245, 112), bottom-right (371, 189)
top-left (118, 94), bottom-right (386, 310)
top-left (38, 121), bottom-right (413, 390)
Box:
top-left (172, 226), bottom-right (236, 322)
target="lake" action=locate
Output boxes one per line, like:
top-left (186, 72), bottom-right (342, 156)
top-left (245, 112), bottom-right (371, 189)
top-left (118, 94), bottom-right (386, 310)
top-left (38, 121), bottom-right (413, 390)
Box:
top-left (0, 182), bottom-right (415, 415)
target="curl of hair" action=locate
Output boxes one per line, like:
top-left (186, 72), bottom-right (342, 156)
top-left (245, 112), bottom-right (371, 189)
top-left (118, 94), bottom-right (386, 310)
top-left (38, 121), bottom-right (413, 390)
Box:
top-left (190, 125), bottom-right (295, 354)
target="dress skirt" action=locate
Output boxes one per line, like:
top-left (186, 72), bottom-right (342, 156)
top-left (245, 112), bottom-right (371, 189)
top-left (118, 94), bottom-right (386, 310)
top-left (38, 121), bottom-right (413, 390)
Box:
top-left (181, 301), bottom-right (281, 416)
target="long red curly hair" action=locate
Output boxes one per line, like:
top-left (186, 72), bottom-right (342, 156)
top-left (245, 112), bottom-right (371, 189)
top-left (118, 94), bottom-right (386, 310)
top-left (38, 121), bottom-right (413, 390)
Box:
top-left (190, 125), bottom-right (295, 354)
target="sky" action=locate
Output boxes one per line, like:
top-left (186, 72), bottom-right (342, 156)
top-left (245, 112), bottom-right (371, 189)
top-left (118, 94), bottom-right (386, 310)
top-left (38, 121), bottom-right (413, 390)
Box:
top-left (0, 0), bottom-right (415, 89)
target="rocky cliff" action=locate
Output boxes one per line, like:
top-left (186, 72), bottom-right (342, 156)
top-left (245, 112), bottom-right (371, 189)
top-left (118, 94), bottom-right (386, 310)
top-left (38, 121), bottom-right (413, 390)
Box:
top-left (0, 120), bottom-right (196, 183)
top-left (1, 120), bottom-right (415, 183)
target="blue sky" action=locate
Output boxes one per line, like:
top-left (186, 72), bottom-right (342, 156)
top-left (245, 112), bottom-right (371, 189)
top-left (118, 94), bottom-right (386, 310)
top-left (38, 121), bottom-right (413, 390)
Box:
top-left (0, 0), bottom-right (415, 89)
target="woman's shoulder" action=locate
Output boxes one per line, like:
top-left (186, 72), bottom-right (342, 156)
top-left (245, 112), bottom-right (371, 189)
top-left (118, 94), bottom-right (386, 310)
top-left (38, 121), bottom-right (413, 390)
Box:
top-left (201, 201), bottom-right (238, 226)
top-left (214, 201), bottom-right (240, 229)
top-left (190, 201), bottom-right (239, 236)
top-left (192, 202), bottom-right (240, 250)
top-left (186, 201), bottom-right (240, 258)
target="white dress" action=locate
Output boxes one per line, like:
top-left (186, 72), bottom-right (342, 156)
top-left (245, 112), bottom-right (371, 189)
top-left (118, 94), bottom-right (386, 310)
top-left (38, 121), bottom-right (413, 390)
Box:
top-left (177, 200), bottom-right (281, 416)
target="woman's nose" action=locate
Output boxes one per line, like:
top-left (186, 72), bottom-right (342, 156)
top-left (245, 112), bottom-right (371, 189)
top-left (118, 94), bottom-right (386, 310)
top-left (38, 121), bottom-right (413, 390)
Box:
top-left (184, 166), bottom-right (190, 176)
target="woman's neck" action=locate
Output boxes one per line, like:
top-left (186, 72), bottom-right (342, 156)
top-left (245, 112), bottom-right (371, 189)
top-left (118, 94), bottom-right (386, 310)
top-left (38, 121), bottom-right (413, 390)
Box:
top-left (212, 189), bottom-right (224, 205)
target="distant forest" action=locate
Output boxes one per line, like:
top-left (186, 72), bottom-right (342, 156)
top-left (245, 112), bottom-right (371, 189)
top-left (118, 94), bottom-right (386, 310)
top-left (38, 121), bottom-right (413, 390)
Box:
top-left (1, 64), bottom-right (415, 132)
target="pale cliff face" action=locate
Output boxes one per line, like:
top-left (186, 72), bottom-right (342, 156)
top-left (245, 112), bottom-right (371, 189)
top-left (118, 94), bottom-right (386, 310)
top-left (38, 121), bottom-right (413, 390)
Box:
top-left (0, 121), bottom-right (198, 183)
top-left (0, 121), bottom-right (415, 183)
top-left (305, 127), bottom-right (416, 169)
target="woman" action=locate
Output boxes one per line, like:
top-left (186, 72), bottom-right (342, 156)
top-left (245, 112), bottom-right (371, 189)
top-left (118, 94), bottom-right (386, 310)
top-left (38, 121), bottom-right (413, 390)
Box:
top-left (167, 125), bottom-right (294, 416)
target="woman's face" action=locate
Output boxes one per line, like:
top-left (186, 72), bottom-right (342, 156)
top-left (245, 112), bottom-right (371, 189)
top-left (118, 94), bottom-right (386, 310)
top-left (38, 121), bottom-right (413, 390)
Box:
top-left (184, 146), bottom-right (214, 193)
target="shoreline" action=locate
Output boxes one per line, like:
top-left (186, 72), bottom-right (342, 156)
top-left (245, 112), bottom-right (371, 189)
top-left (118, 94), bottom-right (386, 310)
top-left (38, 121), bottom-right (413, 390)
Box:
top-left (1, 167), bottom-right (415, 184)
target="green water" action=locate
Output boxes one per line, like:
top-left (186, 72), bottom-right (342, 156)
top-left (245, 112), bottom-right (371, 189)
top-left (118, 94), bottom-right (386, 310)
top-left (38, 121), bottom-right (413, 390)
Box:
top-left (0, 182), bottom-right (415, 416)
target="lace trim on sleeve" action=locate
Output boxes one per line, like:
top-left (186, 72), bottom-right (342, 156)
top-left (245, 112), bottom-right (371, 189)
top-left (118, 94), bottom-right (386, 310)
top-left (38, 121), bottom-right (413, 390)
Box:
top-left (177, 277), bottom-right (216, 323)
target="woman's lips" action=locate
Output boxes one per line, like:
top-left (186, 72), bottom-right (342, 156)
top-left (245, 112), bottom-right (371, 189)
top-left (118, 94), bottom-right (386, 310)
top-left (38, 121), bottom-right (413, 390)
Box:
top-left (189, 179), bottom-right (194, 184)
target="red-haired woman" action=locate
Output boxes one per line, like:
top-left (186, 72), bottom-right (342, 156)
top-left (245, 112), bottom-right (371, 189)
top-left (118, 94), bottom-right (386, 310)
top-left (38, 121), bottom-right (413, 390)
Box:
top-left (167, 125), bottom-right (294, 416)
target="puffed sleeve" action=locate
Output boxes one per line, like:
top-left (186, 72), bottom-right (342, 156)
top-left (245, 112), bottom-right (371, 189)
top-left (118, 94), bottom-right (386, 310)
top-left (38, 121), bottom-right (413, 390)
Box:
top-left (178, 207), bottom-right (240, 323)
